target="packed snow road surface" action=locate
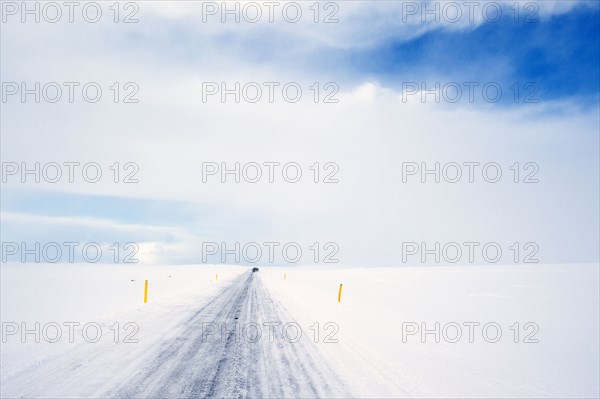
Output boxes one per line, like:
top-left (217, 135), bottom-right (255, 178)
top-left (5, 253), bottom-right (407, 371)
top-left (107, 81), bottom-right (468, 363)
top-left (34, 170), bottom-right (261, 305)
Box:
top-left (109, 271), bottom-right (348, 398)
top-left (1, 270), bottom-right (349, 398)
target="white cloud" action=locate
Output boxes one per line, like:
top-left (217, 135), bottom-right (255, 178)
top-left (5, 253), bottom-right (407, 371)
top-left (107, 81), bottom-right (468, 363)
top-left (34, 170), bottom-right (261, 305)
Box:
top-left (1, 1), bottom-right (598, 265)
top-left (139, 1), bottom-right (592, 48)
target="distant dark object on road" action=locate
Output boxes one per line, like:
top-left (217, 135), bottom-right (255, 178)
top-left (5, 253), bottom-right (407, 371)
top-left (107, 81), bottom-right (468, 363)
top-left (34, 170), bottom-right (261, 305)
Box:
top-left (252, 267), bottom-right (259, 272)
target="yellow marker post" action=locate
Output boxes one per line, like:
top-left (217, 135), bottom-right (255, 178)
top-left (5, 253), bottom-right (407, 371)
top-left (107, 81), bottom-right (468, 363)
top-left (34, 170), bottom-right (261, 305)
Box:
top-left (216, 274), bottom-right (218, 281)
top-left (284, 273), bottom-right (286, 280)
top-left (144, 280), bottom-right (148, 303)
top-left (338, 283), bottom-right (343, 303)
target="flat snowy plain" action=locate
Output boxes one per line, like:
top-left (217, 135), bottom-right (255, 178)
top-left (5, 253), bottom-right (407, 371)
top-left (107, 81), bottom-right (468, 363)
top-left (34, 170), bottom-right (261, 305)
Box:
top-left (1, 262), bottom-right (598, 398)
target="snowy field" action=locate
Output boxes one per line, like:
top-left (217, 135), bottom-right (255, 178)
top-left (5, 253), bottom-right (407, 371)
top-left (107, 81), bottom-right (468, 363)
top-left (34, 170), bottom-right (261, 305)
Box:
top-left (1, 262), bottom-right (598, 398)
top-left (0, 263), bottom-right (247, 324)
top-left (0, 263), bottom-right (247, 397)
top-left (261, 263), bottom-right (599, 398)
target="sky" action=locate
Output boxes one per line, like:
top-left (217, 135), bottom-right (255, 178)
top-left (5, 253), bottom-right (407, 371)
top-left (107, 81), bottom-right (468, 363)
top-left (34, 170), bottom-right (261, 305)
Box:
top-left (1, 0), bottom-right (599, 266)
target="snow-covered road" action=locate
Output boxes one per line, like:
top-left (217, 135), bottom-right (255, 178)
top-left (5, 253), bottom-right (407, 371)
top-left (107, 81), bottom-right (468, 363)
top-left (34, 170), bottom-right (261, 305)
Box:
top-left (4, 263), bottom-right (597, 398)
top-left (2, 270), bottom-right (349, 398)
top-left (108, 271), bottom-right (348, 398)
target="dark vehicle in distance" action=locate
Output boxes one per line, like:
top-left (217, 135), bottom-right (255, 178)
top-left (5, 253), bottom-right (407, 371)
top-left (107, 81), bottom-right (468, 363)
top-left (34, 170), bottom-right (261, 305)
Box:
top-left (252, 267), bottom-right (259, 272)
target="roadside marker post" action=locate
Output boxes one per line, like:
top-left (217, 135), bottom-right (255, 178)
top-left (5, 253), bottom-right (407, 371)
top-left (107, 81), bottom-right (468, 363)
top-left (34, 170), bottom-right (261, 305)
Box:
top-left (338, 284), bottom-right (343, 303)
top-left (216, 274), bottom-right (218, 281)
top-left (144, 280), bottom-right (148, 303)
top-left (284, 273), bottom-right (286, 280)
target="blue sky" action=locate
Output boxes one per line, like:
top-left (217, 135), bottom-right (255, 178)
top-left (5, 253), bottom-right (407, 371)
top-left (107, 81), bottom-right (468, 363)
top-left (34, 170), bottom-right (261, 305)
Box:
top-left (148, 2), bottom-right (600, 104)
top-left (337, 3), bottom-right (600, 103)
top-left (3, 190), bottom-right (196, 227)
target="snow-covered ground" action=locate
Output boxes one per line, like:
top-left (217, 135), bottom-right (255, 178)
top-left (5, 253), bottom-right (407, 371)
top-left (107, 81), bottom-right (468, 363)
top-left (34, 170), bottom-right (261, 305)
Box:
top-left (0, 263), bottom-right (247, 397)
top-left (0, 262), bottom-right (247, 324)
top-left (261, 263), bottom-right (600, 398)
top-left (1, 262), bottom-right (598, 398)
